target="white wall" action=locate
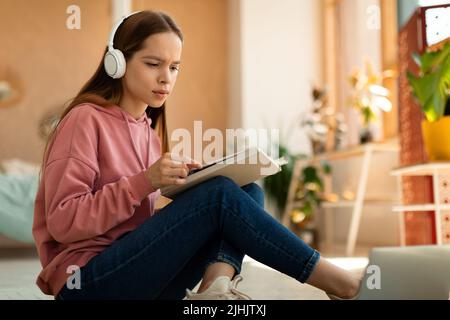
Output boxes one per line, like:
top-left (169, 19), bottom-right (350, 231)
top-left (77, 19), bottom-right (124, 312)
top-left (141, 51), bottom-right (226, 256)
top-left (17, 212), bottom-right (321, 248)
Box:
top-left (337, 0), bottom-right (383, 147)
top-left (229, 0), bottom-right (323, 155)
top-left (228, 0), bottom-right (399, 247)
top-left (330, 0), bottom-right (400, 247)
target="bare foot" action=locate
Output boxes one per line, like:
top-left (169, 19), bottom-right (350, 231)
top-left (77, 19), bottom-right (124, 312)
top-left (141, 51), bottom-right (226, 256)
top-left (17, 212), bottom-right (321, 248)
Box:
top-left (341, 275), bottom-right (362, 299)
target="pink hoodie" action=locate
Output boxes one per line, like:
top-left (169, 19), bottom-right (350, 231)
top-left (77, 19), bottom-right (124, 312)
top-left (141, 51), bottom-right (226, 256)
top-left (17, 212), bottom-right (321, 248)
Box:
top-left (32, 103), bottom-right (162, 296)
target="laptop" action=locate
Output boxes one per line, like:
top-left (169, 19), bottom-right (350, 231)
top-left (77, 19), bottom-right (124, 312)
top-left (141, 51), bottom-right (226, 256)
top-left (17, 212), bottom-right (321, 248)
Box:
top-left (358, 245), bottom-right (450, 300)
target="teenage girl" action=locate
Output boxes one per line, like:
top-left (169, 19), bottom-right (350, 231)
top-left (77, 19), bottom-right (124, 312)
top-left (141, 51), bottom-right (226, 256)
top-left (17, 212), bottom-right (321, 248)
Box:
top-left (33, 10), bottom-right (361, 300)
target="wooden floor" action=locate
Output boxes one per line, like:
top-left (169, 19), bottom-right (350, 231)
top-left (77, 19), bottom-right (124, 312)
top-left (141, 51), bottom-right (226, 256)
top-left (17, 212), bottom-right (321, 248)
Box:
top-left (0, 245), bottom-right (369, 300)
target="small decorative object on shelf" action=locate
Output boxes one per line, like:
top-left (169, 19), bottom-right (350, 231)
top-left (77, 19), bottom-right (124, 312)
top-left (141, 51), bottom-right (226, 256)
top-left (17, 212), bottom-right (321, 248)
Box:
top-left (302, 86), bottom-right (347, 155)
top-left (348, 60), bottom-right (395, 144)
top-left (342, 190), bottom-right (356, 201)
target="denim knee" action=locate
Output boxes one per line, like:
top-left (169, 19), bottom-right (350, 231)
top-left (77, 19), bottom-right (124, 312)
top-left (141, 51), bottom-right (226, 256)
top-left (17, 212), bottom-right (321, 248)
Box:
top-left (209, 175), bottom-right (237, 187)
top-left (242, 183), bottom-right (265, 207)
top-left (209, 176), bottom-right (262, 193)
top-left (244, 183), bottom-right (264, 196)
top-left (205, 177), bottom-right (265, 206)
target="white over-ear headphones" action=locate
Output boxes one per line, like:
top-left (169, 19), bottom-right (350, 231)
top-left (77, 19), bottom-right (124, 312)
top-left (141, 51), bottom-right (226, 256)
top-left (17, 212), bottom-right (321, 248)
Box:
top-left (104, 11), bottom-right (141, 79)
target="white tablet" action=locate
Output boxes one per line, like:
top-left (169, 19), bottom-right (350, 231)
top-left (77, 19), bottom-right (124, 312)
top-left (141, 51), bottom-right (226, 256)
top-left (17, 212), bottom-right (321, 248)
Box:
top-left (160, 147), bottom-right (285, 199)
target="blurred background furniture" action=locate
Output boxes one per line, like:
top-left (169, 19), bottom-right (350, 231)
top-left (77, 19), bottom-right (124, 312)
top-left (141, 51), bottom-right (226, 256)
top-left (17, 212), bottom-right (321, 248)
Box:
top-left (283, 140), bottom-right (399, 256)
top-left (398, 3), bottom-right (450, 246)
top-left (0, 159), bottom-right (39, 247)
top-left (392, 163), bottom-right (450, 246)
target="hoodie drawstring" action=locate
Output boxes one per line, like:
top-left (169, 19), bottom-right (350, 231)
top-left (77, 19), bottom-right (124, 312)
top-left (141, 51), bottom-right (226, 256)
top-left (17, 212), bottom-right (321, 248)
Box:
top-left (121, 111), bottom-right (152, 171)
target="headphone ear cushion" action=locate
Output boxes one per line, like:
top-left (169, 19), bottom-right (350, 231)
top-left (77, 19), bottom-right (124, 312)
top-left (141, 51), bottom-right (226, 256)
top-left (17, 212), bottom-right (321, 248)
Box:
top-left (104, 49), bottom-right (126, 79)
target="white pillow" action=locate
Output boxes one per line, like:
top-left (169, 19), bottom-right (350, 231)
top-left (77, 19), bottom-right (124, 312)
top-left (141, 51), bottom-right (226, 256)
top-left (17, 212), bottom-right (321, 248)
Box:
top-left (1, 158), bottom-right (40, 176)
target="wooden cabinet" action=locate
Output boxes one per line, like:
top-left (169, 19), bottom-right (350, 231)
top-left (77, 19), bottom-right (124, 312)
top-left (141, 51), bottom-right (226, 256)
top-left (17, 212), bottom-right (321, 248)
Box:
top-left (391, 163), bottom-right (450, 246)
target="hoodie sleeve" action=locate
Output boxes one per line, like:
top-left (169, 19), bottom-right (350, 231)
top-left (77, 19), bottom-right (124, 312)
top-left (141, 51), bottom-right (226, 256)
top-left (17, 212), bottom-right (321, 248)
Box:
top-left (43, 106), bottom-right (156, 244)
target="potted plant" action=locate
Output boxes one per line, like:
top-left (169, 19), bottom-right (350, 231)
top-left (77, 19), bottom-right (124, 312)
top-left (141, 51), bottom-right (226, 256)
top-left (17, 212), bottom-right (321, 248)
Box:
top-left (348, 60), bottom-right (394, 144)
top-left (407, 40), bottom-right (450, 161)
top-left (262, 126), bottom-right (330, 248)
top-left (301, 86), bottom-right (348, 154)
top-left (262, 142), bottom-right (330, 223)
top-left (290, 161), bottom-right (331, 222)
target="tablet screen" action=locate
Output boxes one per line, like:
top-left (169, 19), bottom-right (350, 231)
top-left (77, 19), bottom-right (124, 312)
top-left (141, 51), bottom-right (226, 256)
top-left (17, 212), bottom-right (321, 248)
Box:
top-left (187, 149), bottom-right (247, 176)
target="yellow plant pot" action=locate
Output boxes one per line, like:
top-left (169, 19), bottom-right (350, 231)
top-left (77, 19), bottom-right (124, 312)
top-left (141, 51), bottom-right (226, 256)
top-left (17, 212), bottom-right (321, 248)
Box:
top-left (422, 116), bottom-right (450, 161)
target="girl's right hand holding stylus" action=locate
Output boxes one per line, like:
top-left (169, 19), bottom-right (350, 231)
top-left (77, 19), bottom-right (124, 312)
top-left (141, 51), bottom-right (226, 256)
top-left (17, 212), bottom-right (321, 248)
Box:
top-left (145, 152), bottom-right (202, 189)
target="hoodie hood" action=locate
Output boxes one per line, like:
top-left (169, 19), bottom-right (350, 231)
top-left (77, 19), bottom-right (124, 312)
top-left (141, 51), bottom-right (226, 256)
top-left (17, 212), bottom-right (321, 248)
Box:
top-left (88, 103), bottom-right (152, 125)
top-left (82, 103), bottom-right (154, 171)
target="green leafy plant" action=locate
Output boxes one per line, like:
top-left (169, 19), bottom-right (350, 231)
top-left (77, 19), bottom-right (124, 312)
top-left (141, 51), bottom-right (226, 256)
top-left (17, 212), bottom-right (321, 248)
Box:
top-left (263, 143), bottom-right (330, 222)
top-left (263, 144), bottom-right (298, 219)
top-left (292, 160), bottom-right (331, 223)
top-left (347, 61), bottom-right (394, 126)
top-left (407, 41), bottom-right (450, 122)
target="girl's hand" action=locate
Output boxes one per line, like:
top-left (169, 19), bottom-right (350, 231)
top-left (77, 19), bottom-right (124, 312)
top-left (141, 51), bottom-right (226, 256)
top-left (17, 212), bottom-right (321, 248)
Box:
top-left (145, 153), bottom-right (202, 190)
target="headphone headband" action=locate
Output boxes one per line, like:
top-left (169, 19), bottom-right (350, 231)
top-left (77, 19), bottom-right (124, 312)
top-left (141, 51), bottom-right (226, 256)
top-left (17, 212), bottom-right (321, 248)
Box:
top-left (104, 11), bottom-right (141, 79)
top-left (107, 11), bottom-right (141, 50)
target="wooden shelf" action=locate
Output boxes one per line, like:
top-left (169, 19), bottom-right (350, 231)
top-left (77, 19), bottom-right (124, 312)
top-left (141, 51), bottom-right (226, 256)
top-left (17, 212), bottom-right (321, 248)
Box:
top-left (323, 199), bottom-right (396, 208)
top-left (392, 204), bottom-right (450, 212)
top-left (292, 199), bottom-right (396, 209)
top-left (283, 140), bottom-right (400, 256)
top-left (391, 163), bottom-right (450, 177)
top-left (391, 162), bottom-right (450, 246)
top-left (322, 201), bottom-right (355, 208)
top-left (308, 141), bottom-right (399, 162)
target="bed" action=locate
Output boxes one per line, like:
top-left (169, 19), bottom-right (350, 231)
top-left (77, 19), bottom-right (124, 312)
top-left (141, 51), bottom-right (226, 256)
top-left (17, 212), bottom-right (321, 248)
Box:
top-left (0, 159), bottom-right (39, 244)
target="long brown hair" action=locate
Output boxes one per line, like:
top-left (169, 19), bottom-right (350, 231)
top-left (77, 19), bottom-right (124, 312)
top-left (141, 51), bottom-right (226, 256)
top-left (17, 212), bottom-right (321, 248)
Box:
top-left (40, 11), bottom-right (182, 179)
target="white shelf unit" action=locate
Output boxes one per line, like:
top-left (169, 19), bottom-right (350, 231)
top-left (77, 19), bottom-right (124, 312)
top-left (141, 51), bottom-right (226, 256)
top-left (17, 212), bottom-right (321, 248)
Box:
top-left (283, 141), bottom-right (399, 257)
top-left (391, 163), bottom-right (450, 246)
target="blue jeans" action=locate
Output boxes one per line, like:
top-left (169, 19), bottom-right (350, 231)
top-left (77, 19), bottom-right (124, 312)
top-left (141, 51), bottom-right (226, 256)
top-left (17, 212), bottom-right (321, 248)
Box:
top-left (56, 176), bottom-right (320, 300)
